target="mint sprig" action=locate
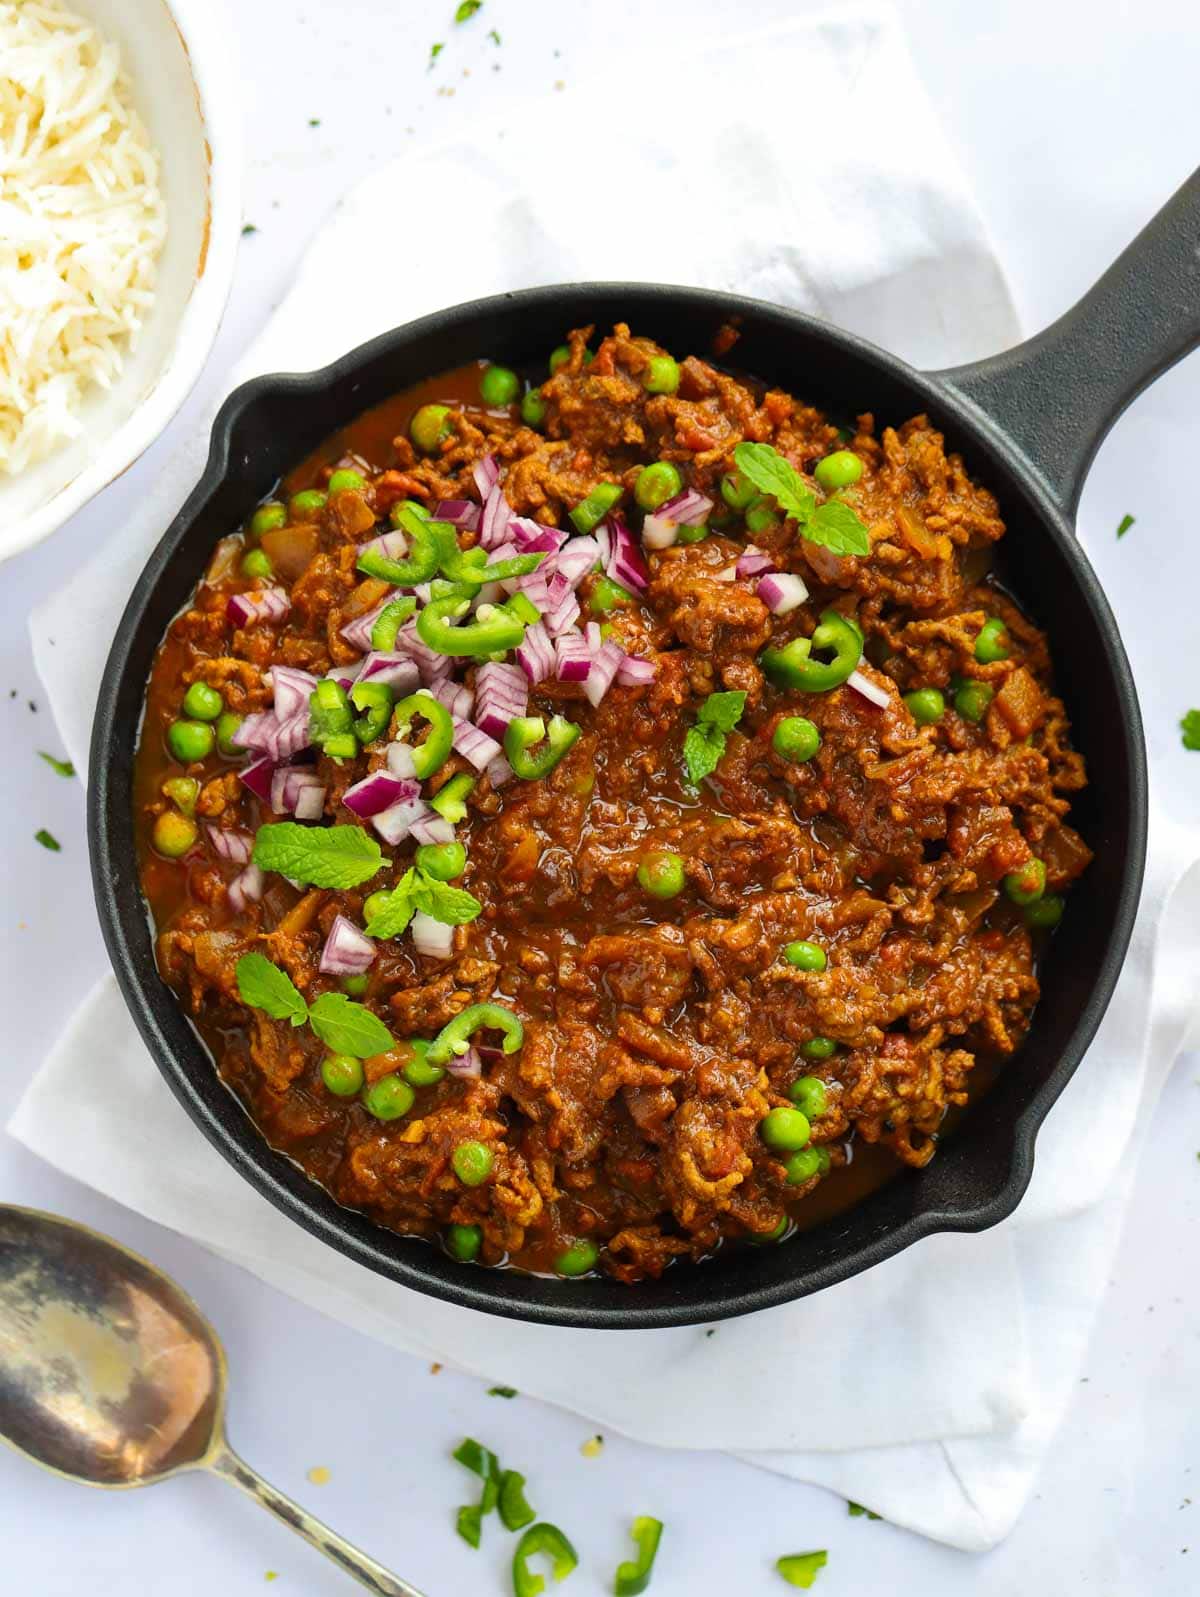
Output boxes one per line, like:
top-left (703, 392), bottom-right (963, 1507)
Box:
top-left (234, 953), bottom-right (394, 1058)
top-left (365, 864), bottom-right (482, 938)
top-left (683, 690), bottom-right (746, 784)
top-left (733, 441), bottom-right (870, 557)
top-left (236, 952), bottom-right (309, 1027)
top-left (252, 822), bottom-right (383, 889)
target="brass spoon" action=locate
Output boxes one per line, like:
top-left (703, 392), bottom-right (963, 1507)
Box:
top-left (0, 1206), bottom-right (426, 1595)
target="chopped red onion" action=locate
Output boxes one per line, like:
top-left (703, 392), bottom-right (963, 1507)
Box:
top-left (294, 783), bottom-right (326, 821)
top-left (358, 529), bottom-right (408, 563)
top-left (585, 640), bottom-right (624, 707)
top-left (656, 487), bottom-right (712, 526)
top-left (515, 620), bottom-right (556, 683)
top-left (227, 863), bottom-right (265, 913)
top-left (358, 651), bottom-right (421, 693)
top-left (428, 677), bottom-right (474, 720)
top-left (595, 519), bottom-right (613, 567)
top-left (615, 653), bottom-right (656, 687)
top-left (372, 795), bottom-right (428, 845)
top-left (543, 586), bottom-right (581, 638)
top-left (736, 547), bottom-right (775, 579)
top-left (515, 569), bottom-right (553, 611)
top-left (604, 515), bottom-right (649, 593)
top-left (387, 741), bottom-right (417, 779)
top-left (479, 481), bottom-right (512, 550)
top-left (319, 915), bottom-right (376, 976)
top-left (473, 453), bottom-right (500, 503)
top-left (343, 771), bottom-right (421, 819)
top-left (486, 753), bottom-right (514, 788)
top-left (555, 536), bottom-right (601, 587)
top-left (265, 666), bottom-right (318, 721)
top-left (472, 581), bottom-right (503, 609)
top-left (433, 499), bottom-right (481, 531)
top-left (641, 512), bottom-right (679, 551)
top-left (555, 631), bottom-right (593, 682)
top-left (411, 911), bottom-right (454, 960)
top-left (475, 661), bottom-right (527, 739)
top-left (396, 619), bottom-right (454, 685)
top-left (509, 517), bottom-right (566, 555)
top-left (237, 755), bottom-right (276, 804)
top-left (205, 825), bottom-right (252, 864)
top-left (846, 668), bottom-right (890, 709)
top-left (340, 598), bottom-right (389, 653)
top-left (757, 572), bottom-right (809, 614)
top-left (270, 766), bottom-right (325, 817)
top-left (585, 621), bottom-right (602, 651)
top-left (234, 709), bottom-right (312, 763)
top-left (713, 565), bottom-right (738, 583)
top-left (227, 586), bottom-right (290, 629)
top-left (409, 812), bottom-right (456, 845)
top-left (445, 1045), bottom-right (482, 1079)
top-left (452, 715), bottom-right (503, 771)
top-left (323, 664), bottom-right (360, 693)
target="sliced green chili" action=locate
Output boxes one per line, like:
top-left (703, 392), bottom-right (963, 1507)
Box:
top-left (428, 1002), bottom-right (524, 1066)
top-left (357, 520), bottom-right (444, 585)
top-left (506, 590), bottom-right (542, 625)
top-left (513, 1523), bottom-right (579, 1597)
top-left (569, 482), bottom-right (622, 534)
top-left (370, 594), bottom-right (417, 651)
top-left (349, 680), bottom-right (394, 745)
top-left (309, 679), bottom-right (356, 755)
top-left (417, 593), bottom-right (527, 657)
top-left (457, 1504), bottom-right (483, 1549)
top-left (504, 714), bottom-right (581, 779)
top-left (761, 610), bottom-right (861, 693)
top-left (430, 771), bottom-right (476, 822)
top-left (499, 1470), bottom-right (537, 1532)
top-left (614, 1517), bottom-right (664, 1596)
top-left (393, 691), bottom-right (453, 779)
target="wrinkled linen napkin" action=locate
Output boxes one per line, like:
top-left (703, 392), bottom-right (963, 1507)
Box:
top-left (14, 4), bottom-right (1200, 1551)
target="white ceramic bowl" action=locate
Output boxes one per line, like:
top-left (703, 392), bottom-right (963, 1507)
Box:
top-left (0, 0), bottom-right (241, 563)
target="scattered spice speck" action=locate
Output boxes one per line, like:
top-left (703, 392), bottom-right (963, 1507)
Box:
top-left (431, 1361), bottom-right (443, 1374)
top-left (487, 27), bottom-right (500, 44)
top-left (580, 1434), bottom-right (604, 1458)
top-left (1116, 513), bottom-right (1135, 539)
top-left (429, 41), bottom-right (444, 65)
top-left (28, 699), bottom-right (37, 712)
top-left (554, 79), bottom-right (565, 90)
top-left (306, 1466), bottom-right (331, 1486)
top-left (308, 117), bottom-right (321, 127)
top-left (1181, 710), bottom-right (1200, 752)
top-left (705, 1328), bottom-right (716, 1338)
top-left (265, 1575), bottom-right (278, 1585)
top-left (35, 829), bottom-right (61, 852)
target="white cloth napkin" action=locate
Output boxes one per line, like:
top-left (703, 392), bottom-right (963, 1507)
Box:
top-left (12, 4), bottom-right (1200, 1551)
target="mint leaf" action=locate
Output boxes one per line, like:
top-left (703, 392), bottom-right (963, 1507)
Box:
top-left (307, 992), bottom-right (394, 1057)
top-left (683, 722), bottom-right (725, 785)
top-left (805, 498), bottom-right (870, 557)
top-left (414, 875), bottom-right (482, 925)
top-left (1181, 709), bottom-right (1200, 752)
top-left (252, 822), bottom-right (383, 889)
top-left (698, 689), bottom-right (746, 734)
top-left (364, 868), bottom-right (418, 939)
top-left (38, 751), bottom-right (75, 777)
top-left (236, 953), bottom-right (308, 1027)
top-left (733, 441), bottom-right (816, 524)
top-left (1116, 513), bottom-right (1135, 539)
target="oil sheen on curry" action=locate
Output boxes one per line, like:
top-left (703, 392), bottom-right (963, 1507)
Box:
top-left (135, 324), bottom-right (1092, 1283)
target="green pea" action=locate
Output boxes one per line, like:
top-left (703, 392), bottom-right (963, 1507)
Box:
top-left (363, 1074), bottom-right (415, 1120)
top-left (788, 1075), bottom-right (828, 1119)
top-left (241, 548), bottom-right (274, 580)
top-left (182, 680), bottom-right (224, 722)
top-left (446, 1223), bottom-right (482, 1262)
top-left (784, 1146), bottom-right (824, 1185)
top-left (802, 1036), bottom-right (837, 1061)
top-left (643, 355), bottom-right (680, 395)
top-left (340, 973), bottom-right (369, 997)
top-left (452, 1140), bottom-right (495, 1187)
top-left (403, 1044), bottom-right (446, 1087)
top-left (415, 840), bottom-right (467, 882)
top-left (216, 711), bottom-right (244, 757)
top-left (521, 388), bottom-right (547, 428)
top-left (784, 940), bottom-right (826, 972)
top-left (152, 810), bottom-right (198, 858)
top-left (589, 575), bottom-right (634, 614)
top-left (1004, 857), bottom-right (1046, 906)
top-left (637, 849), bottom-right (686, 899)
top-left (760, 1106), bottom-right (811, 1152)
top-left (555, 1239), bottom-right (600, 1276)
top-left (773, 716), bottom-right (821, 762)
top-left (745, 501), bottom-right (780, 535)
top-left (249, 501), bottom-right (286, 539)
top-left (161, 776), bottom-right (199, 817)
top-left (548, 344), bottom-right (572, 375)
top-left (721, 472), bottom-right (759, 511)
top-left (974, 617), bottom-right (1009, 663)
top-left (954, 680), bottom-right (994, 724)
top-left (751, 1216), bottom-right (789, 1244)
top-left (322, 1054), bottom-right (364, 1097)
top-left (363, 889), bottom-right (392, 922)
top-left (328, 468), bottom-right (367, 495)
top-left (676, 522), bottom-right (710, 544)
top-left (479, 364), bottom-right (520, 406)
top-left (904, 687), bottom-right (945, 726)
top-left (288, 488), bottom-right (327, 521)
top-left (1024, 894), bottom-right (1064, 930)
top-left (814, 450), bottom-right (864, 491)
top-left (814, 1145), bottom-right (832, 1174)
top-left (634, 460), bottom-right (683, 511)
top-left (410, 403), bottom-right (452, 453)
top-left (167, 719), bottom-right (215, 763)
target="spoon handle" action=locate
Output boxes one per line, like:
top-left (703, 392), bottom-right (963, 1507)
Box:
top-left (210, 1443), bottom-right (428, 1597)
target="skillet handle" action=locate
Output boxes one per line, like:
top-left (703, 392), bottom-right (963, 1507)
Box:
top-left (933, 167), bottom-right (1200, 518)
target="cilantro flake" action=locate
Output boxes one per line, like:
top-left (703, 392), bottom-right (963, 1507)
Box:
top-left (35, 828), bottom-right (61, 852)
top-left (1182, 709), bottom-right (1200, 752)
top-left (1116, 513), bottom-right (1135, 539)
top-left (38, 751), bottom-right (74, 777)
top-left (455, 0), bottom-right (482, 19)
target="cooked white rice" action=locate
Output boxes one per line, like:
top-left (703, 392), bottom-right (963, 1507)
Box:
top-left (0, 0), bottom-right (167, 475)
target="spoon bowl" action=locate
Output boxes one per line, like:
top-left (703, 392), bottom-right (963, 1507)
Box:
top-left (0, 1207), bottom-right (424, 1595)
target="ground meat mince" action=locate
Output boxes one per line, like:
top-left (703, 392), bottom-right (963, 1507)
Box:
top-left (135, 323), bottom-right (1091, 1283)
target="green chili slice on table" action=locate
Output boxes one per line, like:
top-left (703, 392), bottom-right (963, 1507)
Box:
top-left (513, 1523), bottom-right (579, 1597)
top-left (428, 1002), bottom-right (524, 1066)
top-left (504, 714), bottom-right (581, 780)
top-left (392, 691), bottom-right (453, 779)
top-left (614, 1516), bottom-right (664, 1596)
top-left (761, 609), bottom-right (862, 692)
top-left (499, 1470), bottom-right (537, 1532)
top-left (775, 1551), bottom-right (828, 1588)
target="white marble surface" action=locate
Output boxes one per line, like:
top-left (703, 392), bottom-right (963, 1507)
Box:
top-left (2, 1), bottom-right (1199, 1591)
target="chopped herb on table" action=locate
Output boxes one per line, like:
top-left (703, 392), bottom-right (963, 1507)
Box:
top-left (1181, 709), bottom-right (1200, 751)
top-left (1116, 513), bottom-right (1136, 539)
top-left (429, 41), bottom-right (444, 64)
top-left (454, 1437), bottom-right (503, 1548)
top-left (455, 0), bottom-right (482, 18)
top-left (775, 1550), bottom-right (828, 1588)
top-left (847, 1500), bottom-right (881, 1519)
top-left (308, 117), bottom-right (321, 127)
top-left (38, 751), bottom-right (74, 777)
top-left (488, 1386), bottom-right (518, 1398)
top-left (683, 689), bottom-right (746, 784)
top-left (35, 828), bottom-right (61, 852)
top-left (488, 27), bottom-right (501, 43)
top-left (241, 223), bottom-right (257, 236)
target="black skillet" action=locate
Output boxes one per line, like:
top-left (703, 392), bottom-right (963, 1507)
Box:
top-left (89, 171), bottom-right (1200, 1329)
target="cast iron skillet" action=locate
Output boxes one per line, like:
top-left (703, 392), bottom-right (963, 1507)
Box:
top-left (90, 171), bottom-right (1200, 1329)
